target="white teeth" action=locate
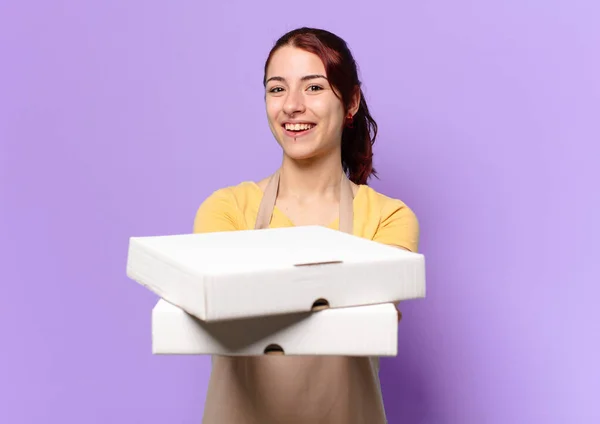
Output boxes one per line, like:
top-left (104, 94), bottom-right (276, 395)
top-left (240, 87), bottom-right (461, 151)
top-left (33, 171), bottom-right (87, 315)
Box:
top-left (285, 123), bottom-right (314, 131)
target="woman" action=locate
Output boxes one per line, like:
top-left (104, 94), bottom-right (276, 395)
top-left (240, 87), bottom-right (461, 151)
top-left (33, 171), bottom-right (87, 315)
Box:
top-left (194, 27), bottom-right (419, 424)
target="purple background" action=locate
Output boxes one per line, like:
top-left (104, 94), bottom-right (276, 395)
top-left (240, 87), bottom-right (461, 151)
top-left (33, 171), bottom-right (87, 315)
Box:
top-left (1, 1), bottom-right (598, 423)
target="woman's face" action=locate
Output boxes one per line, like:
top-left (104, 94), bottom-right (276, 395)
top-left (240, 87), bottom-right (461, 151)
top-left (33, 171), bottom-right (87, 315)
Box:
top-left (265, 46), bottom-right (347, 161)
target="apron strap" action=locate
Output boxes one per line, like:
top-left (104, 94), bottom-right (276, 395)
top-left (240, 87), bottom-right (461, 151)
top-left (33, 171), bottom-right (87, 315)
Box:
top-left (254, 168), bottom-right (354, 234)
top-left (254, 169), bottom-right (280, 230)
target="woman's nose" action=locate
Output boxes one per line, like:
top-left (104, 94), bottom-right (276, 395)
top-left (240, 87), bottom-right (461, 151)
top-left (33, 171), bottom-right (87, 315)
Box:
top-left (283, 90), bottom-right (305, 115)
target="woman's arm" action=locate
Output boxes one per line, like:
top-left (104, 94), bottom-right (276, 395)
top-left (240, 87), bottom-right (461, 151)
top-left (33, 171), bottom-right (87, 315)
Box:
top-left (372, 199), bottom-right (420, 253)
top-left (371, 199), bottom-right (421, 321)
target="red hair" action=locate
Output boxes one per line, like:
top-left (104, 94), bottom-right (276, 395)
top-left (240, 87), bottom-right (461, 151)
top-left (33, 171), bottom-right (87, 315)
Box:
top-left (263, 27), bottom-right (378, 185)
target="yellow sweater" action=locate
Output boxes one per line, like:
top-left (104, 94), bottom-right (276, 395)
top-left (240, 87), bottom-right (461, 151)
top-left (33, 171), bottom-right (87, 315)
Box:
top-left (193, 181), bottom-right (420, 253)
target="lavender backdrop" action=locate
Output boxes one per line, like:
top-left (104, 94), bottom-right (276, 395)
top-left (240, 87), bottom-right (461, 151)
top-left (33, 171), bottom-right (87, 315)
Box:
top-left (1, 1), bottom-right (598, 423)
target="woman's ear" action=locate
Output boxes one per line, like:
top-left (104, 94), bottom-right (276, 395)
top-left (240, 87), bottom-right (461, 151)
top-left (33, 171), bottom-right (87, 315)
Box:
top-left (348, 85), bottom-right (361, 116)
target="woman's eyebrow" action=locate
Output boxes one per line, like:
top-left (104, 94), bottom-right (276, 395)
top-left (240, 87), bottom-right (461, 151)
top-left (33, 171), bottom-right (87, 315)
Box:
top-left (265, 74), bottom-right (328, 84)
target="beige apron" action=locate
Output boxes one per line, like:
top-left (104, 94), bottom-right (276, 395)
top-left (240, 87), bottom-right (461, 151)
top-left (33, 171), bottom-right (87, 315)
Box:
top-left (201, 170), bottom-right (388, 424)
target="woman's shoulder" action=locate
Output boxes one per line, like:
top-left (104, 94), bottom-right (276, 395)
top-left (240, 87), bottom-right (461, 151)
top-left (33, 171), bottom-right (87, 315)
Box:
top-left (203, 180), bottom-right (263, 204)
top-left (358, 184), bottom-right (416, 216)
top-left (357, 184), bottom-right (420, 252)
top-left (193, 180), bottom-right (261, 233)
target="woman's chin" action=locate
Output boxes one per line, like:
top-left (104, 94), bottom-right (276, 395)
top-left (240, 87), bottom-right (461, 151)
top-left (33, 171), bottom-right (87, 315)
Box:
top-left (281, 144), bottom-right (319, 161)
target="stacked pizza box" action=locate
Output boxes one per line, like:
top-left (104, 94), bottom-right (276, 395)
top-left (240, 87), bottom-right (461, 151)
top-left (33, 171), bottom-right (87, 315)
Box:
top-left (126, 225), bottom-right (426, 357)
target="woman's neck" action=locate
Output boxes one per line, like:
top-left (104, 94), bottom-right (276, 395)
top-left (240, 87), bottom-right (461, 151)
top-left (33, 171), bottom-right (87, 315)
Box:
top-left (278, 152), bottom-right (345, 201)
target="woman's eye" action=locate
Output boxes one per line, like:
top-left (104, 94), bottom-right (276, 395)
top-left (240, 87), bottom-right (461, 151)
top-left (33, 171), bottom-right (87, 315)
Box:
top-left (269, 87), bottom-right (284, 93)
top-left (307, 85), bottom-right (322, 92)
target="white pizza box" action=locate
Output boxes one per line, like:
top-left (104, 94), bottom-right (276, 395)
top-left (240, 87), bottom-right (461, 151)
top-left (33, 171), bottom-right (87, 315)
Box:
top-left (127, 225), bottom-right (425, 322)
top-left (152, 299), bottom-right (399, 356)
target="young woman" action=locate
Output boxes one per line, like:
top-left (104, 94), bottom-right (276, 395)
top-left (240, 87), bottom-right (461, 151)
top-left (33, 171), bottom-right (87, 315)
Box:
top-left (194, 27), bottom-right (419, 424)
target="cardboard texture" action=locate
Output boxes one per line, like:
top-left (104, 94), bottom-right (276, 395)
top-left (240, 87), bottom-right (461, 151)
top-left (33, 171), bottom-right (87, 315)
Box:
top-left (127, 225), bottom-right (425, 322)
top-left (152, 299), bottom-right (399, 356)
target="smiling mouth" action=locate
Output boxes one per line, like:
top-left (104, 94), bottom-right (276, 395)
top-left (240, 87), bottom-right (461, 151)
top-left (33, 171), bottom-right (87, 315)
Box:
top-left (282, 123), bottom-right (316, 136)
